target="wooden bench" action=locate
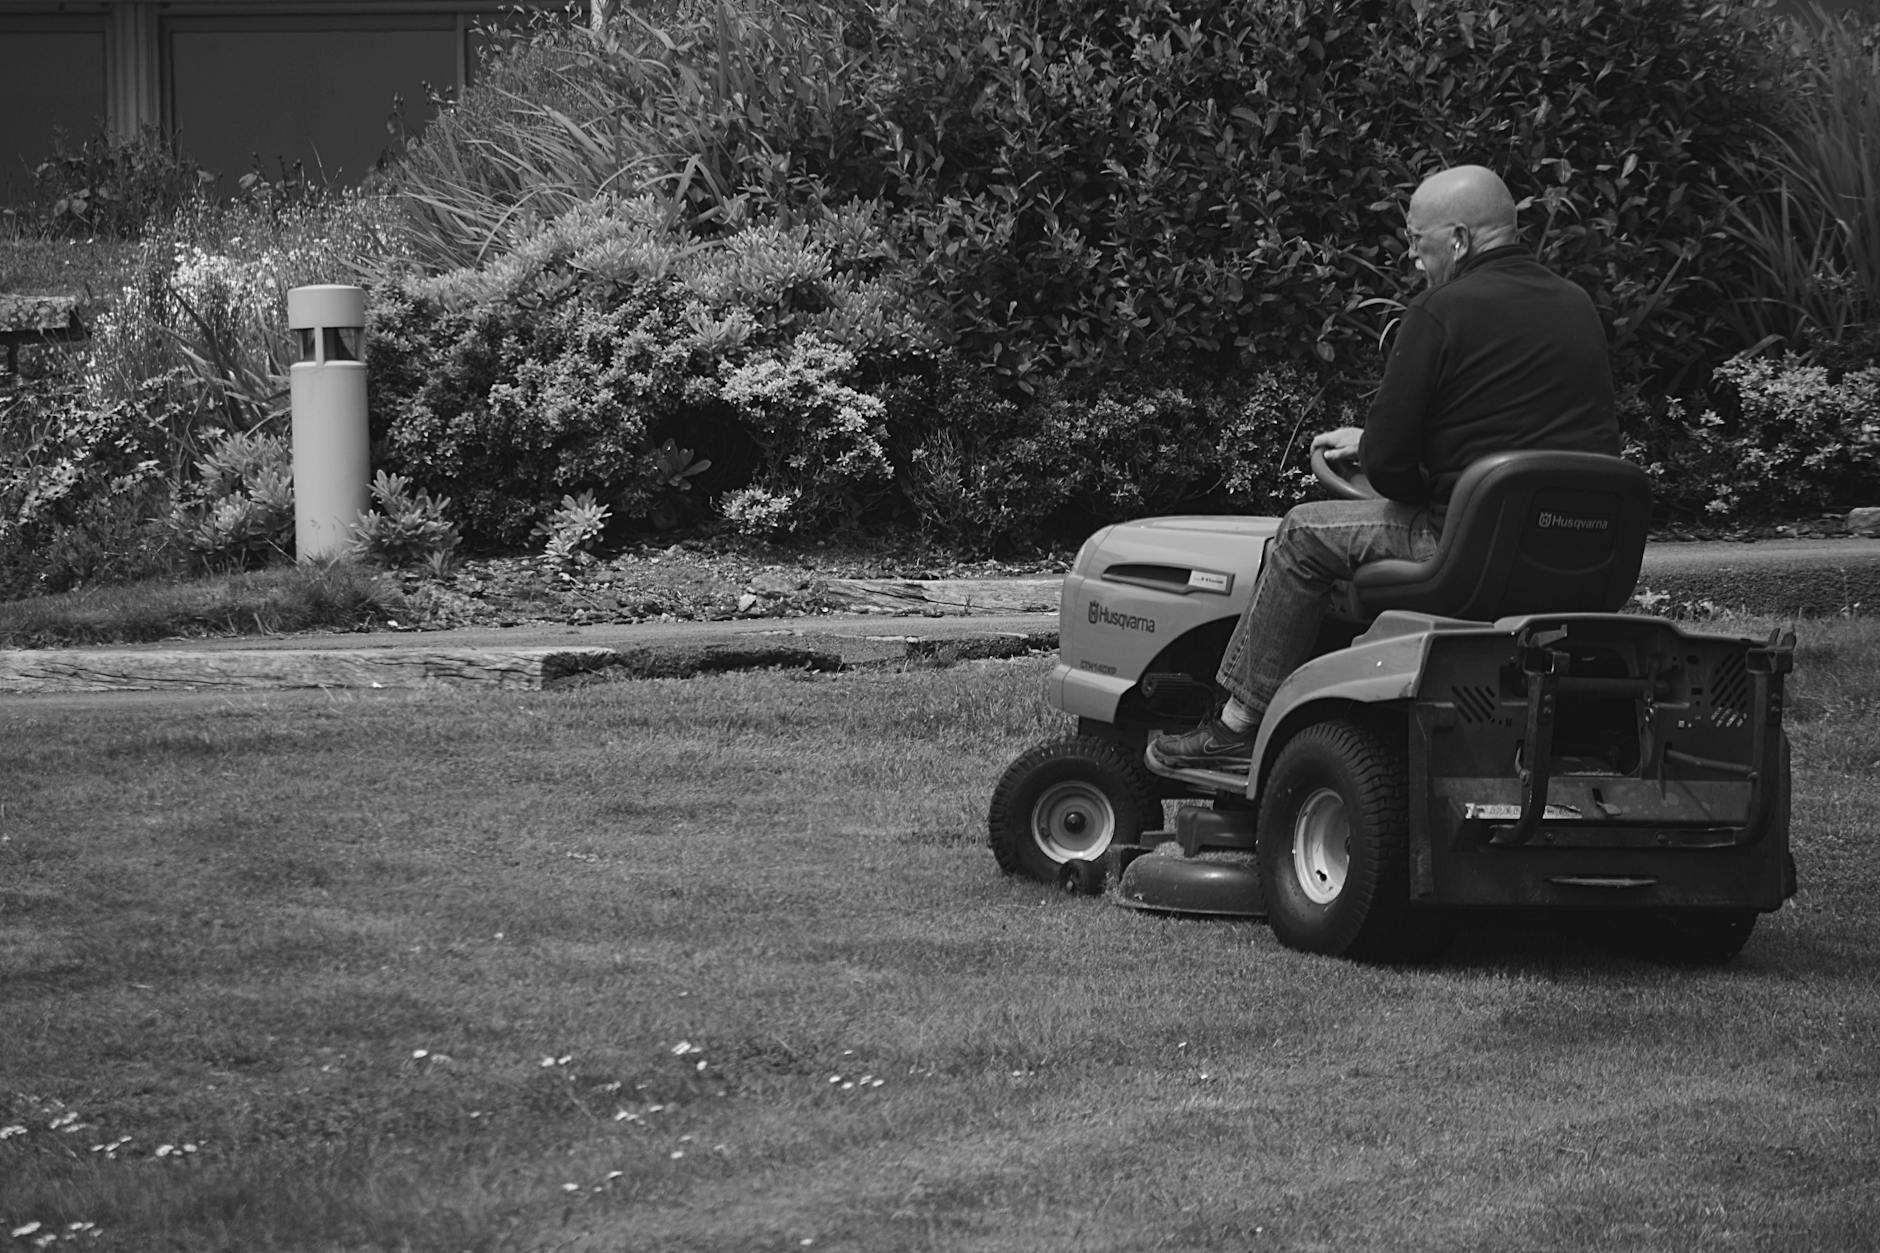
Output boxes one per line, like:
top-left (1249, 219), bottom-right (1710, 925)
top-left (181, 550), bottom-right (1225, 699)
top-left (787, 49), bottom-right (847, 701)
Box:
top-left (0, 294), bottom-right (87, 375)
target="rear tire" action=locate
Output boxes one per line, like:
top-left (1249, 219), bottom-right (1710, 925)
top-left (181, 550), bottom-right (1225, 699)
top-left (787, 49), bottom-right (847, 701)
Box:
top-left (989, 735), bottom-right (1159, 883)
top-left (1258, 719), bottom-right (1421, 960)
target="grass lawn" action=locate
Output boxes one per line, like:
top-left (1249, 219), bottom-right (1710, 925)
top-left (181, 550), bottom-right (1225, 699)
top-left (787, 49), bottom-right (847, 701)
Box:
top-left (3, 626), bottom-right (1878, 1252)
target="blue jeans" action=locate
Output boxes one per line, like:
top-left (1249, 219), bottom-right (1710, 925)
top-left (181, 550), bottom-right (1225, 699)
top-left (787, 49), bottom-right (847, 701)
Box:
top-left (1216, 498), bottom-right (1441, 715)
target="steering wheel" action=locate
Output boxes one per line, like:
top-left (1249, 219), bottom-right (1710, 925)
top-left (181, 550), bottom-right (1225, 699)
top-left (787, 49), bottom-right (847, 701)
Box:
top-left (1310, 446), bottom-right (1381, 501)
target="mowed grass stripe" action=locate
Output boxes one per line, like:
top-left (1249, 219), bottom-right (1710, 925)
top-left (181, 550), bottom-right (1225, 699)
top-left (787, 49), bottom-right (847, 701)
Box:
top-left (2, 631), bottom-right (1876, 1251)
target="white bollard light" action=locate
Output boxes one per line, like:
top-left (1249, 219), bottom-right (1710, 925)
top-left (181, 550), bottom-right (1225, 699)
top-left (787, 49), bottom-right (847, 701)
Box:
top-left (287, 285), bottom-right (370, 563)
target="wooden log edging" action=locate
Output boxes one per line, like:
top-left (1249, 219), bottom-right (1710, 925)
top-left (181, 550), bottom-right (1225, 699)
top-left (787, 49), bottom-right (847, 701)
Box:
top-left (0, 641), bottom-right (864, 694)
top-left (0, 646), bottom-right (627, 694)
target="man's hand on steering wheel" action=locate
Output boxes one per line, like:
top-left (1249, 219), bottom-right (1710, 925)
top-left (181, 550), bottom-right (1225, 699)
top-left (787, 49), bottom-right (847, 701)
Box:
top-left (1308, 427), bottom-right (1379, 501)
top-left (1311, 426), bottom-right (1364, 466)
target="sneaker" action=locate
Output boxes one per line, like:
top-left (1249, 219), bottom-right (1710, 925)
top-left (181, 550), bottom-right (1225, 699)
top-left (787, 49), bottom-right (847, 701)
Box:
top-left (1147, 718), bottom-right (1254, 773)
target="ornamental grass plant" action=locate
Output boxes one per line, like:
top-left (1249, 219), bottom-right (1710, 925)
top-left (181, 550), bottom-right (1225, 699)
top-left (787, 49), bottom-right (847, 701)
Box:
top-left (1723, 3), bottom-right (1880, 361)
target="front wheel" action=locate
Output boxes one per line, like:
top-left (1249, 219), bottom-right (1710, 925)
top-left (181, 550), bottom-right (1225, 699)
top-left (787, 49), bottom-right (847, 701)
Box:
top-left (988, 735), bottom-right (1159, 883)
top-left (1258, 719), bottom-right (1421, 960)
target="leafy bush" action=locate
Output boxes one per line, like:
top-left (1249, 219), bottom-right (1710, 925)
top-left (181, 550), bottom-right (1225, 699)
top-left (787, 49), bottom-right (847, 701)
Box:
top-left (0, 192), bottom-right (410, 593)
top-left (368, 195), bottom-right (930, 546)
top-left (438, 0), bottom-right (1781, 387)
top-left (0, 377), bottom-right (173, 597)
top-left (1627, 352), bottom-right (1880, 523)
top-left (858, 0), bottom-right (1790, 391)
top-left (891, 362), bottom-right (1334, 550)
top-left (164, 428), bottom-right (296, 569)
top-left (532, 490), bottom-right (611, 565)
top-left (349, 471), bottom-right (462, 570)
top-left (718, 337), bottom-right (892, 532)
top-left (26, 126), bottom-right (212, 239)
top-left (389, 0), bottom-right (1799, 520)
top-left (368, 264), bottom-right (695, 546)
top-left (0, 186), bottom-right (412, 596)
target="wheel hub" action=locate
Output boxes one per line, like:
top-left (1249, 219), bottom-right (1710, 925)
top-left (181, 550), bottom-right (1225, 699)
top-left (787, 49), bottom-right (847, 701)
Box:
top-left (1032, 780), bottom-right (1115, 862)
top-left (1292, 787), bottom-right (1350, 905)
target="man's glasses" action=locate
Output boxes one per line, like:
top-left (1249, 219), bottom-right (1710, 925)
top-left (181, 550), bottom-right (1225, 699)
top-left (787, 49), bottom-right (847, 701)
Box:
top-left (1404, 221), bottom-right (1468, 247)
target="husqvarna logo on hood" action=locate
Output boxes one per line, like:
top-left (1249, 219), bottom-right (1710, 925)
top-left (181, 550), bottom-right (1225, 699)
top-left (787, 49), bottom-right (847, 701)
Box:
top-left (1088, 600), bottom-right (1156, 634)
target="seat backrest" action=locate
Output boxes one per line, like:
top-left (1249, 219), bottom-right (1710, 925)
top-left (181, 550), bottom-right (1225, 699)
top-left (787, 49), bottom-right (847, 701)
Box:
top-left (1348, 451), bottom-right (1650, 621)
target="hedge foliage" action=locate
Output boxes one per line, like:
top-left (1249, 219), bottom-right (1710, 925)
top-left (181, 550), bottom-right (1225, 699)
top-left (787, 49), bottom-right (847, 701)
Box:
top-left (367, 0), bottom-right (1872, 548)
top-left (396, 0), bottom-right (1789, 394)
top-left (10, 0), bottom-right (1880, 589)
top-left (366, 195), bottom-right (932, 544)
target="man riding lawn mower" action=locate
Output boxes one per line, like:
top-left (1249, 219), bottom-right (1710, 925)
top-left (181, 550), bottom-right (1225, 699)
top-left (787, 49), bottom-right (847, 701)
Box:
top-left (985, 166), bottom-right (1796, 963)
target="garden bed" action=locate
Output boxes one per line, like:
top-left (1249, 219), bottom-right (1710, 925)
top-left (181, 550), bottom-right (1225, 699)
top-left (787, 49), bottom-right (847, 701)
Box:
top-left (386, 535), bottom-right (1070, 631)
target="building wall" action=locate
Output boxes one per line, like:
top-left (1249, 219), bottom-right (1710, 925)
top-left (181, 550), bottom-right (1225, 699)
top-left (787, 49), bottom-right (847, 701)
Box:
top-left (165, 13), bottom-right (462, 186)
top-left (1, 1), bottom-right (557, 203)
top-left (1, 10), bottom-right (110, 201)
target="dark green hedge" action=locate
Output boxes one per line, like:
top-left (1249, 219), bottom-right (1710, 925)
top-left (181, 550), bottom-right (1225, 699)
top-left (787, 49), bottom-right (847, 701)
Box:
top-left (372, 0), bottom-right (1817, 549)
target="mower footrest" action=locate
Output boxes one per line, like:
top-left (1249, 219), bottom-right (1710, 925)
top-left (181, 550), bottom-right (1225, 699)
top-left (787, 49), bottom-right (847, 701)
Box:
top-left (1144, 758), bottom-right (1250, 798)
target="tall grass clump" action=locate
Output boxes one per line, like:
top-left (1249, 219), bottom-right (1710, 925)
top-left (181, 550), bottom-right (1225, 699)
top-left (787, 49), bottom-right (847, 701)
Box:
top-left (389, 0), bottom-right (869, 271)
top-left (1723, 4), bottom-right (1880, 366)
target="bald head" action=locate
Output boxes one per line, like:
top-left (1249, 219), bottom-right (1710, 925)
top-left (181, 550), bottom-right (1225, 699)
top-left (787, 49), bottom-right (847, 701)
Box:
top-left (1404, 165), bottom-right (1521, 287)
top-left (1412, 165), bottom-right (1519, 241)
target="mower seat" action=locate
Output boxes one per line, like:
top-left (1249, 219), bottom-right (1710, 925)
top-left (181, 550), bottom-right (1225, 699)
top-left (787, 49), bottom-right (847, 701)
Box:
top-left (1344, 450), bottom-right (1650, 621)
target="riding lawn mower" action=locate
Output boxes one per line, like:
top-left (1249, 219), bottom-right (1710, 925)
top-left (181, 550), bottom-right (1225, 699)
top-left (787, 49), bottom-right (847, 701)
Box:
top-left (987, 450), bottom-right (1796, 963)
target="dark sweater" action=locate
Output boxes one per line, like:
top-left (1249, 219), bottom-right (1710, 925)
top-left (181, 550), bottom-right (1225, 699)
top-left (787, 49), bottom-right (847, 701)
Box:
top-left (1361, 245), bottom-right (1620, 507)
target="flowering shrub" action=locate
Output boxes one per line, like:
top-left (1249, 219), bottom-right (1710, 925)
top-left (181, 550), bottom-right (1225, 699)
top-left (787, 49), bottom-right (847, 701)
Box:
top-left (368, 276), bottom-right (698, 546)
top-left (718, 338), bottom-right (892, 533)
top-left (85, 196), bottom-right (403, 453)
top-left (1711, 355), bottom-right (1880, 519)
top-left (719, 486), bottom-right (799, 537)
top-left (1627, 353), bottom-right (1880, 523)
top-left (370, 197), bottom-right (930, 546)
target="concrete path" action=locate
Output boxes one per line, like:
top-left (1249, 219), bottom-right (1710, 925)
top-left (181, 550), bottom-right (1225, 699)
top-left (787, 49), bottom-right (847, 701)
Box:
top-left (4, 540), bottom-right (1877, 697)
